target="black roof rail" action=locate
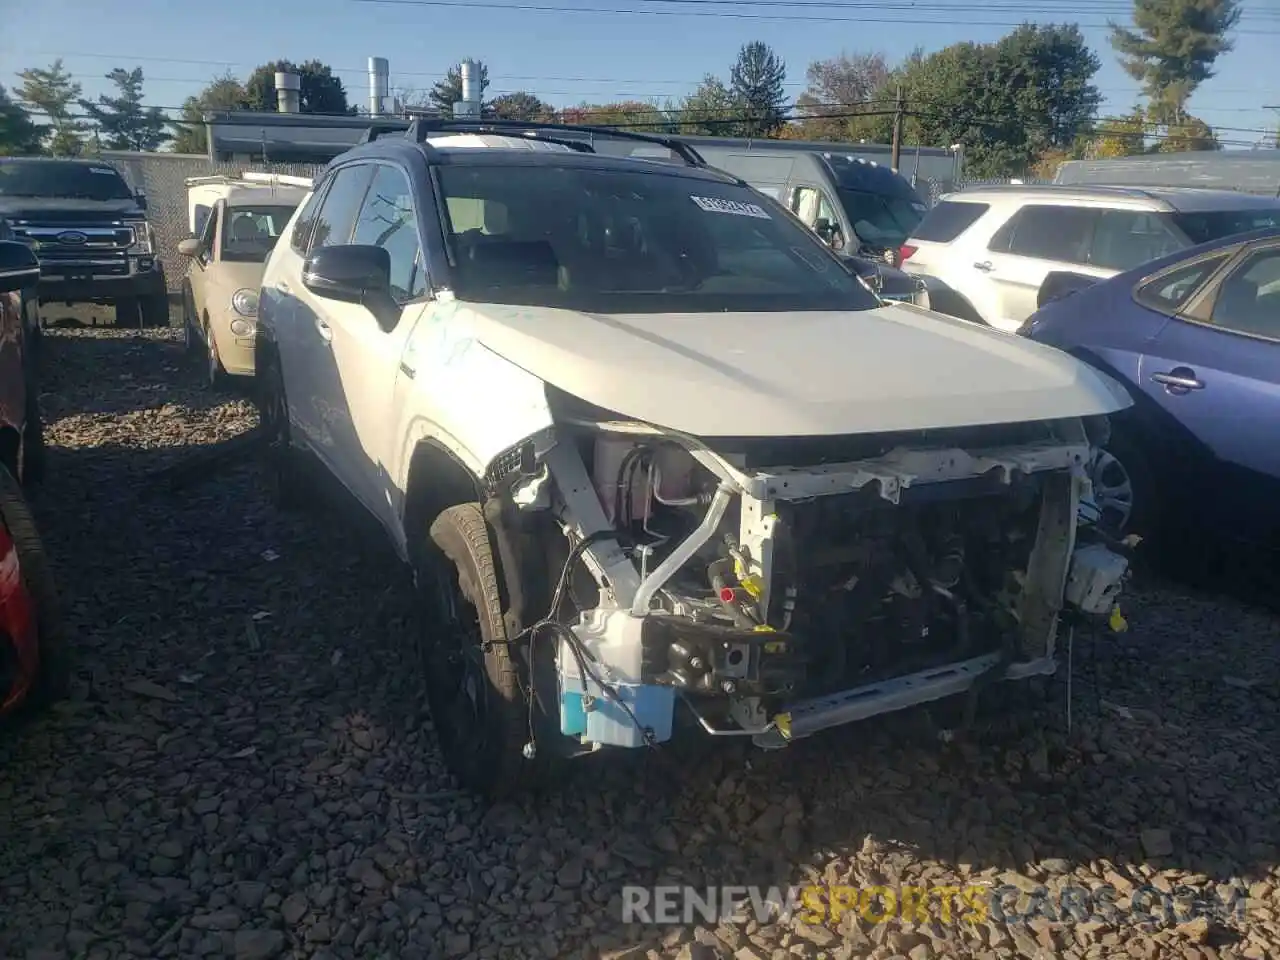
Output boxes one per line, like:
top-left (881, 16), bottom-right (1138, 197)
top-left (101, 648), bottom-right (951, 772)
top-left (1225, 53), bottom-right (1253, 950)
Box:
top-left (402, 117), bottom-right (706, 167)
top-left (358, 120), bottom-right (412, 144)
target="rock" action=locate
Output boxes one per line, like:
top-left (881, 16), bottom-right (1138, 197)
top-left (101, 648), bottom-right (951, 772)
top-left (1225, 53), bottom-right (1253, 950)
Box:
top-left (281, 892), bottom-right (309, 925)
top-left (444, 931), bottom-right (471, 957)
top-left (557, 858), bottom-right (585, 889)
top-left (1141, 829), bottom-right (1174, 858)
top-left (234, 929), bottom-right (285, 959)
top-left (122, 678), bottom-right (180, 702)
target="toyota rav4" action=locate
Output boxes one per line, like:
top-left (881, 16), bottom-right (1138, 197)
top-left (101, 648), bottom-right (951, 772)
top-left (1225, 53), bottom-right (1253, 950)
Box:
top-left (257, 119), bottom-right (1133, 798)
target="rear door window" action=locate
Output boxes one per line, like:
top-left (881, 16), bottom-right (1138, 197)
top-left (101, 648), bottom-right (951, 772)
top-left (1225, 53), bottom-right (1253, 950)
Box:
top-left (1090, 210), bottom-right (1184, 271)
top-left (909, 200), bottom-right (988, 242)
top-left (996, 205), bottom-right (1097, 265)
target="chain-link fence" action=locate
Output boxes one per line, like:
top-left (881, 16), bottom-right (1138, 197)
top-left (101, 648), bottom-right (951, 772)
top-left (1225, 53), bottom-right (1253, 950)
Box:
top-left (103, 153), bottom-right (324, 296)
top-left (99, 151), bottom-right (1033, 294)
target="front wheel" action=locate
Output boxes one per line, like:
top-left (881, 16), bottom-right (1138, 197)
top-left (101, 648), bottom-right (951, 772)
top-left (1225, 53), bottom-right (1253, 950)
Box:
top-left (204, 323), bottom-right (228, 391)
top-left (420, 503), bottom-right (559, 798)
top-left (140, 293), bottom-right (169, 329)
top-left (1088, 429), bottom-right (1159, 539)
top-left (258, 346), bottom-right (303, 510)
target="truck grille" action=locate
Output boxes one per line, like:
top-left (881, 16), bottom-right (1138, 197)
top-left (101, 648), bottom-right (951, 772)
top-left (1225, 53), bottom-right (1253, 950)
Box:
top-left (11, 224), bottom-right (135, 277)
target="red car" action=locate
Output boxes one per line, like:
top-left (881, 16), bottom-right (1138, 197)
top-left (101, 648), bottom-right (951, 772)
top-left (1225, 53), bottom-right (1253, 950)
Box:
top-left (0, 222), bottom-right (67, 718)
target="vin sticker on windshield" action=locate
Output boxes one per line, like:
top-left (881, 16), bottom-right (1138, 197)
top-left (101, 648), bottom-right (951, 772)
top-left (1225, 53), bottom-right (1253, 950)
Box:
top-left (690, 195), bottom-right (771, 219)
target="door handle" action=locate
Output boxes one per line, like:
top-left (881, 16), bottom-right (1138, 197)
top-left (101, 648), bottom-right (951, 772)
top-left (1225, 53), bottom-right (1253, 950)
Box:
top-left (315, 318), bottom-right (333, 344)
top-left (1151, 370), bottom-right (1203, 391)
top-left (973, 261), bottom-right (993, 272)
top-left (278, 281), bottom-right (290, 292)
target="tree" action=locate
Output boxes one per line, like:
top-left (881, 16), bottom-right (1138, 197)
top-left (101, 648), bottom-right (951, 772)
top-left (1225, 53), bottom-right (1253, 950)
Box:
top-left (426, 61), bottom-right (490, 116)
top-left (561, 100), bottom-right (671, 131)
top-left (674, 75), bottom-right (744, 135)
top-left (793, 52), bottom-right (891, 141)
top-left (0, 84), bottom-right (43, 156)
top-left (1087, 108), bottom-right (1149, 157)
top-left (874, 24), bottom-right (1102, 177)
top-left (170, 73), bottom-right (250, 154)
top-left (729, 41), bottom-right (788, 137)
top-left (488, 91), bottom-right (554, 121)
top-left (16, 59), bottom-right (86, 156)
top-left (77, 67), bottom-right (170, 152)
top-left (1109, 0), bottom-right (1241, 125)
top-left (1156, 115), bottom-right (1219, 151)
top-left (244, 60), bottom-right (353, 115)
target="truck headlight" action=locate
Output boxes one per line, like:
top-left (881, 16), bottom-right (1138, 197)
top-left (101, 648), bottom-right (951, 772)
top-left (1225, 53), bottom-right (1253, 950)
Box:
top-left (125, 219), bottom-right (153, 254)
top-left (232, 288), bottom-right (259, 318)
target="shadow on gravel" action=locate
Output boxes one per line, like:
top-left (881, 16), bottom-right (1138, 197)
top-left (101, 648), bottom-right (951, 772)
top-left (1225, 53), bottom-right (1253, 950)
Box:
top-left (37, 329), bottom-right (250, 420)
top-left (2, 326), bottom-right (1277, 960)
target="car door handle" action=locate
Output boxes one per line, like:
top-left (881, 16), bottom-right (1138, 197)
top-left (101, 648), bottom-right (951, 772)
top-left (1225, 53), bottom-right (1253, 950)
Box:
top-left (973, 261), bottom-right (993, 272)
top-left (315, 318), bottom-right (333, 344)
top-left (1151, 371), bottom-right (1203, 390)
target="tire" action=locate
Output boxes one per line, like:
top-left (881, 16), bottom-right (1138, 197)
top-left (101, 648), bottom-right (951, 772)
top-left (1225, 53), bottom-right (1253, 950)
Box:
top-left (114, 296), bottom-right (141, 329)
top-left (422, 503), bottom-right (558, 798)
top-left (1089, 428), bottom-right (1160, 539)
top-left (0, 464), bottom-right (69, 709)
top-left (205, 322), bottom-right (228, 391)
top-left (140, 293), bottom-right (169, 329)
top-left (258, 346), bottom-right (303, 510)
top-left (181, 286), bottom-right (200, 360)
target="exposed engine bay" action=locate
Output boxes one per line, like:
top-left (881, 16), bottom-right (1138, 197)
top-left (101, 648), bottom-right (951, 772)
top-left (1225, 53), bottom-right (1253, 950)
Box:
top-left (500, 403), bottom-right (1129, 753)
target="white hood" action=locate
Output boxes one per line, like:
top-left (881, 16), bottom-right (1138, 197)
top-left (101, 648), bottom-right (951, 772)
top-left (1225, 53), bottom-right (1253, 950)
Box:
top-left (465, 301), bottom-right (1132, 438)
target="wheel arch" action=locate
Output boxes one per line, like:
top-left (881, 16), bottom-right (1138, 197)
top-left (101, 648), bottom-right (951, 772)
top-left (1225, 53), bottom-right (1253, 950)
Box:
top-left (403, 439), bottom-right (486, 567)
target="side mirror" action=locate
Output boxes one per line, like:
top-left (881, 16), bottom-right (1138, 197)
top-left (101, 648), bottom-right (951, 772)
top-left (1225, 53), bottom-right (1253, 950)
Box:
top-left (177, 237), bottom-right (203, 258)
top-left (814, 217), bottom-right (835, 243)
top-left (0, 240), bottom-right (40, 295)
top-left (135, 192), bottom-right (148, 211)
top-left (302, 244), bottom-right (399, 331)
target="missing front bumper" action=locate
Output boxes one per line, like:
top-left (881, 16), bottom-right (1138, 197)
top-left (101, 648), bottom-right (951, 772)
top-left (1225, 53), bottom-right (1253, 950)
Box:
top-left (748, 652), bottom-right (1057, 749)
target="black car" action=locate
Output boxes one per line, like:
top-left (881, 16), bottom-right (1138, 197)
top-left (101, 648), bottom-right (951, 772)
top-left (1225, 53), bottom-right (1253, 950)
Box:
top-left (0, 157), bottom-right (168, 328)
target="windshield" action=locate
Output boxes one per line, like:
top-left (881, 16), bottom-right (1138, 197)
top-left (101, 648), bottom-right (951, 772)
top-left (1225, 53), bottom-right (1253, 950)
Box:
top-left (1170, 208), bottom-right (1280, 246)
top-left (436, 165), bottom-right (880, 313)
top-left (0, 161), bottom-right (134, 201)
top-left (836, 188), bottom-right (925, 249)
top-left (221, 205), bottom-right (296, 263)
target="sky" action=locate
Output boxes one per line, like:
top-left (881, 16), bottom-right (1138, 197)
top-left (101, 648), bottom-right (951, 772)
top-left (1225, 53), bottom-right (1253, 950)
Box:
top-left (1, 0), bottom-right (1277, 149)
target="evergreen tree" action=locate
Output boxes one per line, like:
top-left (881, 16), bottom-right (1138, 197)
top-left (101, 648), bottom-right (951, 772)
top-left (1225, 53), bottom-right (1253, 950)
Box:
top-left (729, 42), bottom-right (788, 137)
top-left (79, 68), bottom-right (170, 152)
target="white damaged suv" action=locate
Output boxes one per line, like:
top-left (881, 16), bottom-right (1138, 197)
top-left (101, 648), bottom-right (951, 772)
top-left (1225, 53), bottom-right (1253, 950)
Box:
top-left (257, 119), bottom-right (1134, 798)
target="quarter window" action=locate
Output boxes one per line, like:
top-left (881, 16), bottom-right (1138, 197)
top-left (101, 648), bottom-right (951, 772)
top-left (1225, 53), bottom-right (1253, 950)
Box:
top-left (1134, 255), bottom-right (1227, 314)
top-left (351, 165), bottom-right (427, 302)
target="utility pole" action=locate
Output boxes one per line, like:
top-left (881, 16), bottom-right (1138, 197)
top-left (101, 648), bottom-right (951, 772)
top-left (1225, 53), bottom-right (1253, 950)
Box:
top-left (890, 84), bottom-right (904, 171)
top-left (1265, 106), bottom-right (1279, 148)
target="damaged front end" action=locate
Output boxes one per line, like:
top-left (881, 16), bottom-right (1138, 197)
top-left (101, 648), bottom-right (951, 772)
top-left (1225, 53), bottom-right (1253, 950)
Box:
top-left (497, 391), bottom-right (1129, 754)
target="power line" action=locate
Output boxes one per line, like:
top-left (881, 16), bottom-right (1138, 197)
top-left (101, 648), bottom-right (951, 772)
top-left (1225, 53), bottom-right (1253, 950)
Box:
top-left (340, 0), bottom-right (1280, 33)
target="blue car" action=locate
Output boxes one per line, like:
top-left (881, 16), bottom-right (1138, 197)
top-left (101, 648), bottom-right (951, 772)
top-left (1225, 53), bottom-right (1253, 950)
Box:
top-left (1023, 226), bottom-right (1280, 547)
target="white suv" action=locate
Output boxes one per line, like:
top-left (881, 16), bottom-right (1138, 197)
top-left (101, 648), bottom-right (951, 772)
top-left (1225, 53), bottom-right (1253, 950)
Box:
top-left (900, 185), bottom-right (1280, 333)
top-left (257, 119), bottom-right (1132, 798)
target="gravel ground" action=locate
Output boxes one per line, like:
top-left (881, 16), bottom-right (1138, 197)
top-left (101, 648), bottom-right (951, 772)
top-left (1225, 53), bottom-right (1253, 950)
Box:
top-left (1, 323), bottom-right (1279, 960)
